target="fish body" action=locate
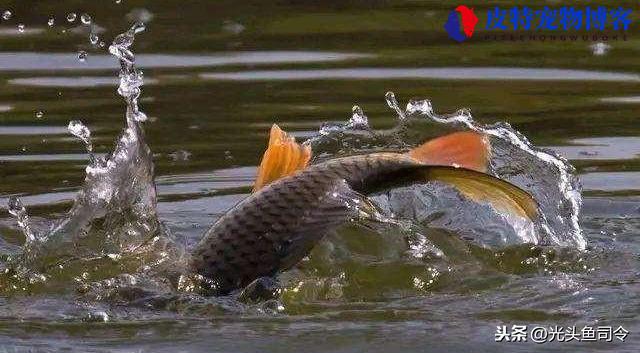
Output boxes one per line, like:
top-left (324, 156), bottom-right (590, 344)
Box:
top-left (190, 126), bottom-right (538, 295)
top-left (190, 153), bottom-right (417, 294)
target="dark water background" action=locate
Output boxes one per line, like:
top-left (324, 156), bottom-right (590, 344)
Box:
top-left (0, 1), bottom-right (639, 352)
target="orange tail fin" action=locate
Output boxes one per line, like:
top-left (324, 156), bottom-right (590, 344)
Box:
top-left (407, 131), bottom-right (490, 172)
top-left (253, 124), bottom-right (312, 192)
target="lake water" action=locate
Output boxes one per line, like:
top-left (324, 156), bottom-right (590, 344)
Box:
top-left (0, 2), bottom-right (638, 352)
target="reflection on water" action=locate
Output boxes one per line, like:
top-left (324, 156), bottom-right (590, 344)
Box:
top-left (0, 153), bottom-right (98, 161)
top-left (600, 96), bottom-right (640, 104)
top-left (548, 137), bottom-right (640, 160)
top-left (0, 28), bottom-right (45, 36)
top-left (0, 51), bottom-right (368, 71)
top-left (582, 197), bottom-right (640, 217)
top-left (581, 172), bottom-right (640, 192)
top-left (201, 67), bottom-right (640, 81)
top-left (0, 126), bottom-right (69, 135)
top-left (9, 76), bottom-right (159, 87)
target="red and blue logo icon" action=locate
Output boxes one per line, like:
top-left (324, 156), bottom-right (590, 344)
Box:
top-left (444, 5), bottom-right (479, 42)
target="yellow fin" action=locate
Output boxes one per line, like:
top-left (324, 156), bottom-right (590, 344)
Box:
top-left (253, 124), bottom-right (312, 192)
top-left (424, 166), bottom-right (539, 220)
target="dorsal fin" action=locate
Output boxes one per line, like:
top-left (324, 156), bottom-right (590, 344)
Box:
top-left (407, 131), bottom-right (490, 172)
top-left (253, 124), bottom-right (312, 192)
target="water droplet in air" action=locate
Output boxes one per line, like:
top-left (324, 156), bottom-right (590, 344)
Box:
top-left (47, 17), bottom-right (55, 27)
top-left (66, 12), bottom-right (77, 22)
top-left (16, 23), bottom-right (24, 33)
top-left (68, 120), bottom-right (93, 152)
top-left (385, 91), bottom-right (406, 120)
top-left (590, 42), bottom-right (611, 56)
top-left (78, 50), bottom-right (88, 62)
top-left (35, 111), bottom-right (44, 119)
top-left (2, 10), bottom-right (12, 20)
top-left (99, 41), bottom-right (105, 48)
top-left (89, 33), bottom-right (99, 45)
top-left (115, 0), bottom-right (122, 3)
top-left (224, 150), bottom-right (234, 160)
top-left (80, 13), bottom-right (91, 25)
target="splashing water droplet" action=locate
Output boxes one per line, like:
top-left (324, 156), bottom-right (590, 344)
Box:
top-left (16, 24), bottom-right (24, 33)
top-left (109, 22), bottom-right (148, 122)
top-left (98, 41), bottom-right (105, 48)
top-left (89, 33), bottom-right (99, 45)
top-left (35, 111), bottom-right (44, 119)
top-left (66, 12), bottom-right (77, 22)
top-left (67, 120), bottom-right (93, 153)
top-left (385, 91), bottom-right (406, 120)
top-left (590, 42), bottom-right (611, 56)
top-left (399, 94), bottom-right (584, 249)
top-left (47, 17), bottom-right (55, 27)
top-left (8, 197), bottom-right (36, 243)
top-left (2, 10), bottom-right (12, 20)
top-left (78, 50), bottom-right (88, 62)
top-left (115, 0), bottom-right (122, 4)
top-left (405, 98), bottom-right (433, 116)
top-left (348, 105), bottom-right (369, 128)
top-left (37, 23), bottom-right (160, 259)
top-left (224, 150), bottom-right (234, 160)
top-left (80, 13), bottom-right (92, 25)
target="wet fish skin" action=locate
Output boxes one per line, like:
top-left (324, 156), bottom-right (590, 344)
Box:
top-left (190, 153), bottom-right (416, 295)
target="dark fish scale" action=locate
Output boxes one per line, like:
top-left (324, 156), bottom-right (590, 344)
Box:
top-left (191, 153), bottom-right (421, 294)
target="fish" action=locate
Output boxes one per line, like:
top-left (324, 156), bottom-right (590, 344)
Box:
top-left (190, 125), bottom-right (539, 295)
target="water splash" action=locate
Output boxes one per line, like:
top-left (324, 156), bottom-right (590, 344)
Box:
top-left (7, 197), bottom-right (35, 243)
top-left (2, 10), bottom-right (12, 21)
top-left (67, 120), bottom-right (93, 153)
top-left (109, 22), bottom-right (147, 122)
top-left (3, 23), bottom-right (170, 290)
top-left (66, 13), bottom-right (76, 23)
top-left (385, 91), bottom-right (406, 120)
top-left (309, 92), bottom-right (585, 250)
top-left (348, 106), bottom-right (368, 128)
top-left (403, 95), bottom-right (584, 250)
top-left (0, 24), bottom-right (585, 308)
